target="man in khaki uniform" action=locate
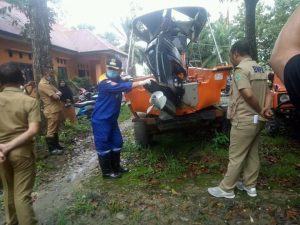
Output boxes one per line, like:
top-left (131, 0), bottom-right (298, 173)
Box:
top-left (208, 40), bottom-right (272, 199)
top-left (0, 63), bottom-right (40, 225)
top-left (38, 67), bottom-right (64, 155)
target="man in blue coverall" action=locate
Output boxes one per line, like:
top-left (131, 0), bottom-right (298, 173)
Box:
top-left (91, 56), bottom-right (152, 179)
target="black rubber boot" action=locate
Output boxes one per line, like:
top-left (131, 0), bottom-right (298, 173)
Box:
top-left (54, 133), bottom-right (64, 150)
top-left (111, 151), bottom-right (129, 174)
top-left (98, 154), bottom-right (121, 179)
top-left (45, 137), bottom-right (63, 155)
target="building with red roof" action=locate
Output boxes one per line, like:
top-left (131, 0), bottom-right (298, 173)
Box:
top-left (0, 1), bottom-right (127, 84)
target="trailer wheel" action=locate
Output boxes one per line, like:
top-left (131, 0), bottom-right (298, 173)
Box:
top-left (221, 118), bottom-right (231, 136)
top-left (265, 120), bottom-right (280, 136)
top-left (134, 120), bottom-right (152, 147)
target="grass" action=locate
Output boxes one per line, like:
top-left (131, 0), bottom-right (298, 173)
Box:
top-left (34, 116), bottom-right (92, 190)
top-left (60, 117), bottom-right (91, 147)
top-left (107, 199), bottom-right (125, 214)
top-left (34, 160), bottom-right (56, 188)
top-left (118, 104), bottom-right (132, 123)
top-left (0, 193), bottom-right (3, 211)
top-left (56, 210), bottom-right (68, 225)
top-left (48, 125), bottom-right (300, 224)
top-left (68, 192), bottom-right (97, 215)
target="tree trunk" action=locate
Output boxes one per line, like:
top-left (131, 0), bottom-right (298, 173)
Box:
top-left (245, 0), bottom-right (259, 61)
top-left (28, 0), bottom-right (52, 84)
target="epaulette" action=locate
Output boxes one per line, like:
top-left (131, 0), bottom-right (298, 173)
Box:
top-left (98, 73), bottom-right (108, 84)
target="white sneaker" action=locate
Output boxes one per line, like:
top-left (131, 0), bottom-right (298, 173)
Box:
top-left (208, 186), bottom-right (235, 199)
top-left (236, 181), bottom-right (257, 197)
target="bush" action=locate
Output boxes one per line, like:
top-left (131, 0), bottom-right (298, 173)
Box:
top-left (71, 77), bottom-right (92, 91)
top-left (212, 131), bottom-right (229, 150)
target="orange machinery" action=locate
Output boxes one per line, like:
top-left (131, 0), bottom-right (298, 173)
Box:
top-left (125, 66), bottom-right (232, 117)
top-left (265, 73), bottom-right (298, 137)
top-left (123, 6), bottom-right (233, 146)
top-left (270, 73), bottom-right (294, 109)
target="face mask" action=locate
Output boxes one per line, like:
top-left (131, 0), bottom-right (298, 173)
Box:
top-left (106, 70), bottom-right (120, 80)
top-left (45, 75), bottom-right (53, 81)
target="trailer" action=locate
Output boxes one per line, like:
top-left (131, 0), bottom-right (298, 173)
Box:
top-left (124, 6), bottom-right (232, 146)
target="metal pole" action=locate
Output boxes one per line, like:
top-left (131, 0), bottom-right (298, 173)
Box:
top-left (126, 29), bottom-right (134, 74)
top-left (207, 16), bottom-right (224, 65)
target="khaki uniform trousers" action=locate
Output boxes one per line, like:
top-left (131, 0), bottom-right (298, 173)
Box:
top-left (0, 146), bottom-right (37, 225)
top-left (219, 122), bottom-right (264, 192)
top-left (44, 111), bottom-right (62, 137)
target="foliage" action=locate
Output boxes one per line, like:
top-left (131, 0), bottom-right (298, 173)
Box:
top-left (68, 192), bottom-right (97, 215)
top-left (188, 15), bottom-right (232, 68)
top-left (100, 32), bottom-right (121, 46)
top-left (189, 0), bottom-right (300, 66)
top-left (119, 2), bottom-right (145, 75)
top-left (5, 0), bottom-right (56, 25)
top-left (71, 77), bottom-right (92, 91)
top-left (47, 125), bottom-right (300, 224)
top-left (118, 105), bottom-right (132, 123)
top-left (257, 0), bottom-right (300, 64)
top-left (231, 0), bottom-right (300, 64)
top-left (60, 117), bottom-right (91, 145)
top-left (211, 131), bottom-right (230, 150)
top-left (75, 24), bottom-right (95, 31)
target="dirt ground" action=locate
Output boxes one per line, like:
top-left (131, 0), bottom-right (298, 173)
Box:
top-left (0, 119), bottom-right (299, 225)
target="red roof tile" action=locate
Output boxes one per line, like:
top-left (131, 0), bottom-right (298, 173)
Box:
top-left (0, 1), bottom-right (126, 55)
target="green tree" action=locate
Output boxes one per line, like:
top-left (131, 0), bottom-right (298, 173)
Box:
top-left (220, 0), bottom-right (259, 61)
top-left (188, 15), bottom-right (232, 68)
top-left (4, 0), bottom-right (54, 83)
top-left (118, 1), bottom-right (144, 76)
top-left (100, 32), bottom-right (121, 46)
top-left (258, 0), bottom-right (300, 63)
top-left (232, 0), bottom-right (300, 64)
top-left (75, 24), bottom-right (95, 31)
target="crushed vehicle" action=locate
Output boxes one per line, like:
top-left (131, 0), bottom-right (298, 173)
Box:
top-left (124, 6), bottom-right (232, 146)
top-left (266, 73), bottom-right (299, 139)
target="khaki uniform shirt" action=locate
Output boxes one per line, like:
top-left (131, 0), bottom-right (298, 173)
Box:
top-left (38, 78), bottom-right (62, 113)
top-left (227, 58), bottom-right (268, 125)
top-left (0, 87), bottom-right (41, 157)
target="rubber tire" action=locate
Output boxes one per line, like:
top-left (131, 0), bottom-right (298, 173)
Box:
top-left (221, 118), bottom-right (231, 137)
top-left (265, 120), bottom-right (280, 137)
top-left (134, 120), bottom-right (152, 147)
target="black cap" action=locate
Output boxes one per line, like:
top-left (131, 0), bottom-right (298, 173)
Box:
top-left (106, 56), bottom-right (122, 70)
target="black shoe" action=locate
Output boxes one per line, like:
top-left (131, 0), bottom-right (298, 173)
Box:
top-left (111, 151), bottom-right (129, 174)
top-left (98, 154), bottom-right (121, 179)
top-left (54, 133), bottom-right (64, 150)
top-left (46, 137), bottom-right (64, 155)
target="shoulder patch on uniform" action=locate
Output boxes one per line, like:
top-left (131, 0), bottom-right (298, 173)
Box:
top-left (234, 74), bottom-right (241, 81)
top-left (110, 81), bottom-right (117, 86)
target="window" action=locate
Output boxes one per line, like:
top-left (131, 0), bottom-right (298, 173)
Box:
top-left (19, 52), bottom-right (23, 58)
top-left (78, 70), bottom-right (86, 77)
top-left (58, 67), bottom-right (68, 80)
top-left (57, 57), bottom-right (67, 65)
top-left (77, 63), bottom-right (89, 77)
top-left (8, 50), bottom-right (13, 57)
